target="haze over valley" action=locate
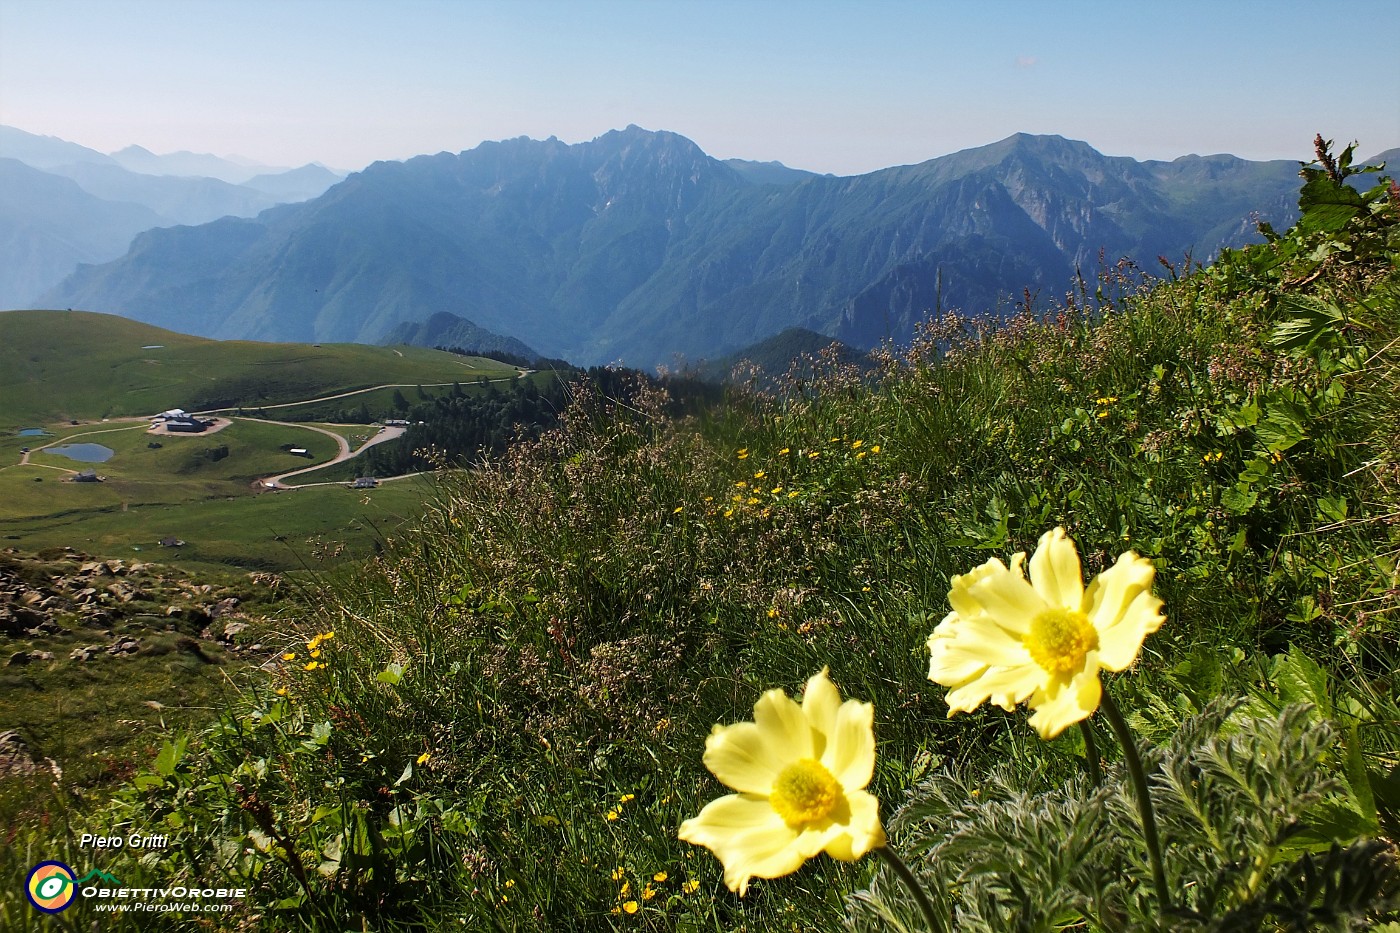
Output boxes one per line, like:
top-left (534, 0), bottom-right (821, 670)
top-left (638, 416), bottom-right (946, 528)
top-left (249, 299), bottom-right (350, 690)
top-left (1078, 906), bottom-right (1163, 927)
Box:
top-left (10, 123), bottom-right (1388, 369)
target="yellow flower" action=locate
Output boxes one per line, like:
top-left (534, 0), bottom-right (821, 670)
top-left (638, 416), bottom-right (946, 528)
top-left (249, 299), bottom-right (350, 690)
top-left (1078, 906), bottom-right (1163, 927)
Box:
top-left (606, 809), bottom-right (620, 821)
top-left (612, 867), bottom-right (625, 881)
top-left (851, 440), bottom-right (863, 449)
top-left (282, 652), bottom-right (296, 661)
top-left (678, 668), bottom-right (885, 895)
top-left (926, 527), bottom-right (1165, 740)
top-left (619, 880), bottom-right (630, 895)
top-left (682, 879), bottom-right (700, 893)
top-left (652, 871), bottom-right (667, 883)
top-left (642, 884), bottom-right (656, 900)
top-left (622, 900), bottom-right (639, 914)
top-left (779, 448), bottom-right (790, 455)
top-left (619, 793), bottom-right (635, 804)
top-left (870, 445), bottom-right (881, 454)
top-left (275, 686), bottom-right (288, 696)
top-left (303, 660), bottom-right (321, 671)
top-left (737, 449), bottom-right (749, 460)
top-left (417, 751), bottom-right (432, 765)
top-left (673, 506), bottom-right (684, 514)
top-left (753, 471), bottom-right (765, 479)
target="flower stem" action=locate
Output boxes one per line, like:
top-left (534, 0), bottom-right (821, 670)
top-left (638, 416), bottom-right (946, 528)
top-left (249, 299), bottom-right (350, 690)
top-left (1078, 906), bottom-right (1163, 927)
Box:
top-left (1099, 692), bottom-right (1170, 915)
top-left (874, 845), bottom-right (946, 933)
top-left (1079, 719), bottom-right (1103, 786)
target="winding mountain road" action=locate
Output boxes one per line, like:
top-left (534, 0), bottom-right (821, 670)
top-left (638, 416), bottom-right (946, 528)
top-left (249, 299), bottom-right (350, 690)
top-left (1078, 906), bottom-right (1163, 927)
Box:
top-left (251, 420), bottom-right (406, 489)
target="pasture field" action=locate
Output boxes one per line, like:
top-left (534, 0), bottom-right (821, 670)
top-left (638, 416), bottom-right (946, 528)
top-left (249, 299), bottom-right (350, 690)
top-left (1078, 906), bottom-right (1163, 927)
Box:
top-left (0, 309), bottom-right (518, 427)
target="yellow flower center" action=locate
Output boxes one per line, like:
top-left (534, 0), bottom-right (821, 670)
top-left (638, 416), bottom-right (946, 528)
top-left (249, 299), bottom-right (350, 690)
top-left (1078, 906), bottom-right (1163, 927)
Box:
top-left (1024, 607), bottom-right (1099, 678)
top-left (770, 758), bottom-right (841, 826)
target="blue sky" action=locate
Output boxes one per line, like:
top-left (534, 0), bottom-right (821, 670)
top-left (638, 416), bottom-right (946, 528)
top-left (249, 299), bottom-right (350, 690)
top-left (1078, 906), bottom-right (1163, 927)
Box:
top-left (1, 0), bottom-right (1396, 175)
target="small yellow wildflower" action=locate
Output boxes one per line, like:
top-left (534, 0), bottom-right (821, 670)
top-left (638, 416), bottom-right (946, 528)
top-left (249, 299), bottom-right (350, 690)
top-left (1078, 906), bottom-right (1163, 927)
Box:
top-left (673, 506), bottom-right (684, 514)
top-left (736, 449), bottom-right (749, 460)
top-left (619, 881), bottom-right (631, 895)
top-left (771, 486), bottom-right (783, 494)
top-left (856, 451), bottom-right (867, 460)
top-left (678, 668), bottom-right (885, 895)
top-left (808, 451), bottom-right (820, 459)
top-left (851, 440), bottom-right (863, 449)
top-left (606, 809), bottom-right (620, 821)
top-left (753, 471), bottom-right (765, 479)
top-left (612, 867), bottom-right (625, 881)
top-left (282, 652), bottom-right (296, 661)
top-left (504, 879), bottom-right (515, 888)
top-left (303, 660), bottom-right (320, 671)
top-left (275, 686), bottom-right (288, 696)
top-left (870, 445), bottom-right (881, 454)
top-left (417, 751), bottom-right (432, 765)
top-left (653, 871), bottom-right (668, 883)
top-left (619, 793), bottom-right (635, 804)
top-left (735, 481), bottom-right (748, 488)
top-left (622, 901), bottom-right (639, 914)
top-left (779, 447), bottom-right (790, 455)
top-left (787, 490), bottom-right (799, 499)
top-left (747, 497), bottom-right (759, 505)
top-left (642, 884), bottom-right (657, 901)
top-left (309, 649), bottom-right (322, 659)
top-left (683, 879), bottom-right (700, 893)
top-left (926, 527), bottom-right (1165, 740)
top-left (767, 608), bottom-right (780, 619)
top-left (1096, 410), bottom-right (1109, 419)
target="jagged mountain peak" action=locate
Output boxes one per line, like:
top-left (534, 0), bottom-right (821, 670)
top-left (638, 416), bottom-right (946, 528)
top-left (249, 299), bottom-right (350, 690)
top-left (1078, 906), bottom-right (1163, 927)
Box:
top-left (38, 128), bottom-right (1310, 367)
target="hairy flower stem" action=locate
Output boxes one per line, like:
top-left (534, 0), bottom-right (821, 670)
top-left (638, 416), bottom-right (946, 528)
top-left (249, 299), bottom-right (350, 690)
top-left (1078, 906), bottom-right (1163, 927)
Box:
top-left (1099, 693), bottom-right (1170, 917)
top-left (1080, 719), bottom-right (1103, 785)
top-left (874, 846), bottom-right (946, 933)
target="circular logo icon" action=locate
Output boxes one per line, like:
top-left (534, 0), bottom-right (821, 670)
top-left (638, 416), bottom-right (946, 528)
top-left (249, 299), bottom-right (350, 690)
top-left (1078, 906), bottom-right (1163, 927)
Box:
top-left (26, 861), bottom-right (77, 913)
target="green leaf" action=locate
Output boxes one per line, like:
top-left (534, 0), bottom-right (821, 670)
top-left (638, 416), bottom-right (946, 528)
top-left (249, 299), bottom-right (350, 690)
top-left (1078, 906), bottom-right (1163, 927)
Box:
top-left (395, 761), bottom-right (414, 786)
top-left (153, 736), bottom-right (188, 777)
top-left (1221, 483), bottom-right (1260, 515)
top-left (376, 662), bottom-right (404, 686)
top-left (1316, 495), bottom-right (1348, 524)
top-left (1271, 647), bottom-right (1332, 719)
top-left (1297, 174), bottom-right (1365, 233)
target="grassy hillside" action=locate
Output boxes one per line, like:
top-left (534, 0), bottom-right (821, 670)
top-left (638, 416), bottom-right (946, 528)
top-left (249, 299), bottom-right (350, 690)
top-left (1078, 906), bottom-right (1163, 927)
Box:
top-left (3, 144), bottom-right (1396, 931)
top-left (0, 309), bottom-right (517, 427)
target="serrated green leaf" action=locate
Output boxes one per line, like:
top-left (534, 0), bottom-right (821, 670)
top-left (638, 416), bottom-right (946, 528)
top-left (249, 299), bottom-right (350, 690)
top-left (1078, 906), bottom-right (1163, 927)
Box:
top-left (1271, 647), bottom-right (1332, 719)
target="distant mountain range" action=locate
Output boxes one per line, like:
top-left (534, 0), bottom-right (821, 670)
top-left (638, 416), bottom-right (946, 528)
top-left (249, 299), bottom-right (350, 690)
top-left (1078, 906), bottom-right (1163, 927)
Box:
top-left (379, 311), bottom-right (540, 361)
top-left (27, 126), bottom-right (1391, 367)
top-left (0, 126), bottom-right (343, 306)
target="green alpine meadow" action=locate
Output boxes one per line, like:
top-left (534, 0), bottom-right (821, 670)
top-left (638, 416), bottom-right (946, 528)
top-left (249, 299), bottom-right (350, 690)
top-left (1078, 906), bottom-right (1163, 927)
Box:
top-left (2, 138), bottom-right (1395, 930)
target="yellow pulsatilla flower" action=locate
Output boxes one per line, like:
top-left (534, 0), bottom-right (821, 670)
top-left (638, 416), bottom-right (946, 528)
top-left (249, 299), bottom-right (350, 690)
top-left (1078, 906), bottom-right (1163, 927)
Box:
top-left (678, 668), bottom-right (885, 895)
top-left (926, 527), bottom-right (1164, 739)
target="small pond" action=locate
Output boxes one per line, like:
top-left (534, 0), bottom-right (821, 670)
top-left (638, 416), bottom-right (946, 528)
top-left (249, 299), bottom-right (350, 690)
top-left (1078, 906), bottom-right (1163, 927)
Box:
top-left (17, 428), bottom-right (50, 437)
top-left (45, 443), bottom-right (115, 463)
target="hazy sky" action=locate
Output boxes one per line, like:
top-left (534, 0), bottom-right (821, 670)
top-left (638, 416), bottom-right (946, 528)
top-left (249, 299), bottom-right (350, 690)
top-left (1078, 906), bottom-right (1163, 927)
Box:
top-left (2, 0), bottom-right (1397, 175)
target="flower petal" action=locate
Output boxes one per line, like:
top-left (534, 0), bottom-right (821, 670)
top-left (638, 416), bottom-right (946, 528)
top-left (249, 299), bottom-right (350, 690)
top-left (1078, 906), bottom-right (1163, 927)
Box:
top-left (944, 661), bottom-right (1042, 715)
top-left (928, 612), bottom-right (1034, 685)
top-left (678, 794), bottom-right (803, 896)
top-left (1085, 552), bottom-right (1165, 670)
top-left (822, 698), bottom-right (876, 791)
top-left (1028, 527), bottom-right (1084, 611)
top-left (947, 557), bottom-right (1010, 620)
top-left (752, 686), bottom-right (815, 762)
top-left (703, 722), bottom-right (784, 796)
top-left (817, 789), bottom-right (886, 861)
top-left (965, 564), bottom-right (1045, 636)
top-left (801, 668), bottom-right (842, 757)
top-left (1026, 664), bottom-right (1102, 739)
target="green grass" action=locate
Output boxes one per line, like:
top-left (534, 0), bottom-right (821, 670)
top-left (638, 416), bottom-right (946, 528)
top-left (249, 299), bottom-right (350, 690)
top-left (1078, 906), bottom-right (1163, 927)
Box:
top-left (1, 476), bottom-right (435, 574)
top-left (0, 309), bottom-right (518, 428)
